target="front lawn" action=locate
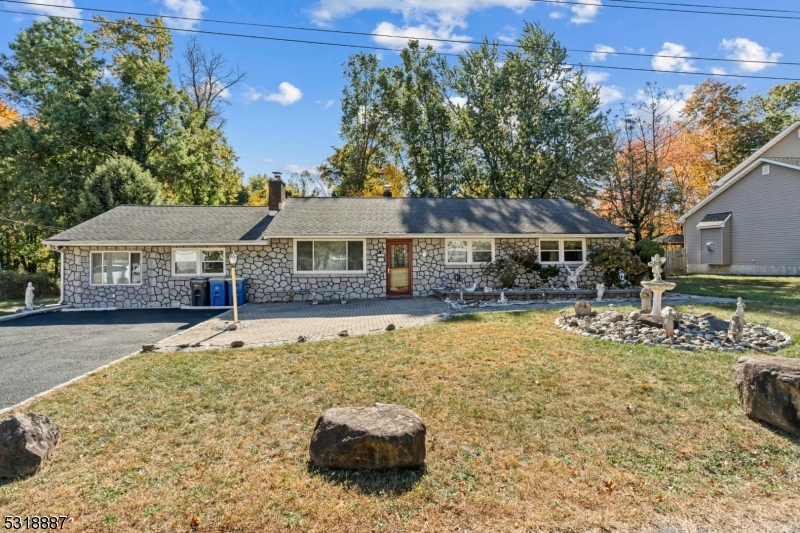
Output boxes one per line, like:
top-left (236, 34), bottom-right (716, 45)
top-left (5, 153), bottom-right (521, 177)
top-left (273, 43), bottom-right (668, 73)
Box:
top-left (0, 296), bottom-right (59, 316)
top-left (672, 274), bottom-right (800, 311)
top-left (2, 291), bottom-right (798, 532)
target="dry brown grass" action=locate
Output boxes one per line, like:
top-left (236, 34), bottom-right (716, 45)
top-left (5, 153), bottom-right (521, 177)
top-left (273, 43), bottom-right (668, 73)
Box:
top-left (2, 302), bottom-right (799, 532)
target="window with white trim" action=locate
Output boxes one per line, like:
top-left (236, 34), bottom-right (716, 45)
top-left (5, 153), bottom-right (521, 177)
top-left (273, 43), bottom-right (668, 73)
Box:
top-left (91, 252), bottom-right (142, 285)
top-left (445, 239), bottom-right (495, 264)
top-left (172, 249), bottom-right (225, 276)
top-left (538, 239), bottom-right (585, 264)
top-left (295, 240), bottom-right (365, 273)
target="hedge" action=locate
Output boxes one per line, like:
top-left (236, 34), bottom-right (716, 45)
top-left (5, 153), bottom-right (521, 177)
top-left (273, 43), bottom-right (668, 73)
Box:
top-left (0, 271), bottom-right (59, 300)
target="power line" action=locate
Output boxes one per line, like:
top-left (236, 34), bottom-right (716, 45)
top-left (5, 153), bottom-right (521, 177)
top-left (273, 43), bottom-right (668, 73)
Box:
top-left (607, 0), bottom-right (800, 15)
top-left (1, 0), bottom-right (798, 68)
top-left (1, 7), bottom-right (799, 82)
top-left (526, 0), bottom-right (800, 21)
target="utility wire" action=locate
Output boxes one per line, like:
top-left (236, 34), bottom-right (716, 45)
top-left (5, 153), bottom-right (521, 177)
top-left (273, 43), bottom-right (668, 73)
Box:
top-left (1, 0), bottom-right (798, 68)
top-left (525, 0), bottom-right (800, 21)
top-left (1, 7), bottom-right (799, 81)
top-left (607, 0), bottom-right (800, 15)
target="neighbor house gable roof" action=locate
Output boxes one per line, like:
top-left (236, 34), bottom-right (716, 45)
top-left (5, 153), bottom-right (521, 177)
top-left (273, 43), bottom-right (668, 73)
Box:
top-left (43, 198), bottom-right (627, 246)
top-left (677, 158), bottom-right (800, 223)
top-left (714, 121), bottom-right (800, 187)
top-left (262, 197), bottom-right (627, 237)
top-left (44, 205), bottom-right (274, 245)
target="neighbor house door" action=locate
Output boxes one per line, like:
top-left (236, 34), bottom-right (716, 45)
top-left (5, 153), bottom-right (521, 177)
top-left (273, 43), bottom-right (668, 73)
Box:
top-left (386, 240), bottom-right (413, 298)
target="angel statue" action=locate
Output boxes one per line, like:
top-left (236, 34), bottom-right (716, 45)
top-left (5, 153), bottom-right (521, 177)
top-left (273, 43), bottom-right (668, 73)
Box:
top-left (647, 254), bottom-right (667, 282)
top-left (565, 262), bottom-right (588, 290)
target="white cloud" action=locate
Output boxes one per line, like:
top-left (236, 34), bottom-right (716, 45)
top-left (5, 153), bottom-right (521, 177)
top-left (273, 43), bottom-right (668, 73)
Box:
top-left (263, 158), bottom-right (274, 163)
top-left (285, 164), bottom-right (317, 174)
top-left (585, 71), bottom-right (609, 84)
top-left (590, 44), bottom-right (615, 63)
top-left (497, 25), bottom-right (516, 44)
top-left (720, 38), bottom-right (781, 73)
top-left (372, 21), bottom-right (471, 53)
top-left (265, 82), bottom-right (303, 106)
top-left (634, 84), bottom-right (694, 120)
top-left (652, 42), bottom-right (697, 73)
top-left (160, 0), bottom-right (207, 30)
top-left (242, 86), bottom-right (264, 104)
top-left (549, 11), bottom-right (564, 19)
top-left (324, 99), bottom-right (336, 109)
top-left (570, 0), bottom-right (602, 24)
top-left (710, 67), bottom-right (727, 76)
top-left (23, 0), bottom-right (80, 18)
top-left (448, 96), bottom-right (468, 107)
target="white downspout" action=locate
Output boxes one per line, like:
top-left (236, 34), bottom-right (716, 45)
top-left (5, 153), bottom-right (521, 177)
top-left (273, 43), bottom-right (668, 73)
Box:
top-left (59, 249), bottom-right (65, 305)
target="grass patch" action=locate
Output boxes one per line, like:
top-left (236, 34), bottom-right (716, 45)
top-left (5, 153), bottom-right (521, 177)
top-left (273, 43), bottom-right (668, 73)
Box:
top-left (0, 296), bottom-right (60, 316)
top-left (673, 274), bottom-right (800, 312)
top-left (1, 293), bottom-right (799, 531)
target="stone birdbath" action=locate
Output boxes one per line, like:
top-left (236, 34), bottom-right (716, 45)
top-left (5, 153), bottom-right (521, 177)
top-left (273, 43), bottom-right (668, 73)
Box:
top-left (640, 254), bottom-right (676, 316)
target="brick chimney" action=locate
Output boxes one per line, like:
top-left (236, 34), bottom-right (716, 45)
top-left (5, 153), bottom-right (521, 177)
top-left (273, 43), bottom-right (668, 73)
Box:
top-left (382, 184), bottom-right (393, 197)
top-left (269, 172), bottom-right (286, 214)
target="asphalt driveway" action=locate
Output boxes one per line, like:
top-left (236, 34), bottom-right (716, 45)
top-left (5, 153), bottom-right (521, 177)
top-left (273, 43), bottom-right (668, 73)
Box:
top-left (0, 309), bottom-right (221, 410)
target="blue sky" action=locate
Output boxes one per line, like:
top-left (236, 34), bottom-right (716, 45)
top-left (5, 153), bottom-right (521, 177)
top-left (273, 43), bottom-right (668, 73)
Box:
top-left (1, 0), bottom-right (798, 181)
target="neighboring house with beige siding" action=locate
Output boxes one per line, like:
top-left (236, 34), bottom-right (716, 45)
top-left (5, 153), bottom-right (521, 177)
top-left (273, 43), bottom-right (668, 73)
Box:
top-left (678, 122), bottom-right (800, 275)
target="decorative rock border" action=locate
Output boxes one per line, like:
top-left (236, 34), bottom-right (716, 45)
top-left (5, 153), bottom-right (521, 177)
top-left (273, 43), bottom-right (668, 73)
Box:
top-left (556, 309), bottom-right (794, 352)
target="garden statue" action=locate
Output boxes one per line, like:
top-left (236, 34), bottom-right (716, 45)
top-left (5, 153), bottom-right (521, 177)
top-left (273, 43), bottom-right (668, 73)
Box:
top-left (24, 282), bottom-right (35, 311)
top-left (565, 262), bottom-right (588, 290)
top-left (499, 291), bottom-right (507, 304)
top-left (728, 313), bottom-right (744, 343)
top-left (664, 308), bottom-right (676, 342)
top-left (582, 316), bottom-right (592, 332)
top-left (596, 283), bottom-right (605, 302)
top-left (618, 269), bottom-right (628, 286)
top-left (735, 297), bottom-right (746, 321)
top-left (640, 286), bottom-right (653, 313)
top-left (647, 254), bottom-right (667, 282)
top-left (484, 286), bottom-right (492, 293)
top-left (574, 299), bottom-right (592, 318)
top-left (465, 282), bottom-right (477, 292)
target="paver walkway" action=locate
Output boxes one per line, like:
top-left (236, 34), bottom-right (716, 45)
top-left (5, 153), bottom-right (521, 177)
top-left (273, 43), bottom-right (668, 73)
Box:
top-left (159, 298), bottom-right (450, 348)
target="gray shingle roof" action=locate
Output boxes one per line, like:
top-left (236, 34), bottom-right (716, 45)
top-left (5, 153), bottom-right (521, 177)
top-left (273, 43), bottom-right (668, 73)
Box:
top-left (44, 198), bottom-right (625, 245)
top-left (696, 211), bottom-right (732, 229)
top-left (44, 205), bottom-right (273, 244)
top-left (263, 197), bottom-right (626, 236)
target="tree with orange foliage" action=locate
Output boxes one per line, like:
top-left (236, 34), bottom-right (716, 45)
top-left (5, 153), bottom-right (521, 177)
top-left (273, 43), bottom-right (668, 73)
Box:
top-left (0, 99), bottom-right (20, 127)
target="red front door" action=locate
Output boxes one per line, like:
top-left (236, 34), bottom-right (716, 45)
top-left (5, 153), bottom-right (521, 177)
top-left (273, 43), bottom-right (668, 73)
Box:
top-left (386, 240), bottom-right (413, 297)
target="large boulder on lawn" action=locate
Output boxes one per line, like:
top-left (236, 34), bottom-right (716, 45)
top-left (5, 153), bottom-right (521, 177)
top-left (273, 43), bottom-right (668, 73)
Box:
top-left (0, 413), bottom-right (61, 479)
top-left (310, 403), bottom-right (426, 469)
top-left (735, 356), bottom-right (800, 437)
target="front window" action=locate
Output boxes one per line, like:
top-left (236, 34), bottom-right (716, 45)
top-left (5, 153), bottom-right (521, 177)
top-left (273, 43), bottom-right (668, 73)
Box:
top-left (172, 249), bottom-right (225, 276)
top-left (296, 241), bottom-right (365, 273)
top-left (445, 239), bottom-right (495, 264)
top-left (91, 252), bottom-right (141, 285)
top-left (539, 239), bottom-right (585, 264)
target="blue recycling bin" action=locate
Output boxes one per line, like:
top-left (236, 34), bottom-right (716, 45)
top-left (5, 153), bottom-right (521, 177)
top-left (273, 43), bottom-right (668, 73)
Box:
top-left (209, 278), bottom-right (227, 306)
top-left (225, 278), bottom-right (247, 306)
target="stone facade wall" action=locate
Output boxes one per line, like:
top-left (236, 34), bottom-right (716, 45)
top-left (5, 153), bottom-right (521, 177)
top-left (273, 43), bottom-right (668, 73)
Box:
top-left (61, 236), bottom-right (620, 308)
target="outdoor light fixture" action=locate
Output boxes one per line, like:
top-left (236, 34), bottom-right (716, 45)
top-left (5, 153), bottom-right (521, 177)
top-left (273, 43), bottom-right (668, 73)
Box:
top-left (229, 252), bottom-right (239, 323)
top-left (706, 242), bottom-right (714, 252)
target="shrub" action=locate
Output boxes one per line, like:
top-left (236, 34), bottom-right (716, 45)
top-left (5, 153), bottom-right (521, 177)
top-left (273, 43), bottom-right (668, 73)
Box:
top-left (588, 241), bottom-right (647, 287)
top-left (635, 238), bottom-right (665, 265)
top-left (0, 271), bottom-right (59, 299)
top-left (538, 265), bottom-right (561, 286)
top-left (481, 243), bottom-right (546, 289)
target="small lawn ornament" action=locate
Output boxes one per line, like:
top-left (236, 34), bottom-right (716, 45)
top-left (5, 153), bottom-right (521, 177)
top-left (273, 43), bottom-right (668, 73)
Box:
top-left (498, 291), bottom-right (508, 304)
top-left (664, 308), bottom-right (676, 343)
top-left (735, 297), bottom-right (746, 322)
top-left (465, 282), bottom-right (477, 292)
top-left (574, 299), bottom-right (592, 318)
top-left (618, 269), bottom-right (628, 286)
top-left (565, 262), bottom-right (588, 290)
top-left (484, 286), bottom-right (492, 293)
top-left (728, 313), bottom-right (744, 343)
top-left (640, 286), bottom-right (653, 313)
top-left (24, 282), bottom-right (35, 311)
top-left (596, 283), bottom-right (605, 302)
top-left (647, 254), bottom-right (667, 282)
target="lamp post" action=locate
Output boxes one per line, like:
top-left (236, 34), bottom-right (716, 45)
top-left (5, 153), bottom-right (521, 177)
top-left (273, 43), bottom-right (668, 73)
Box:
top-left (229, 251), bottom-right (239, 323)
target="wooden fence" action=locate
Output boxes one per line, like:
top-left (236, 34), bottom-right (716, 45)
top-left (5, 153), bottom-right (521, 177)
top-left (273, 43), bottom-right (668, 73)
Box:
top-left (665, 249), bottom-right (687, 276)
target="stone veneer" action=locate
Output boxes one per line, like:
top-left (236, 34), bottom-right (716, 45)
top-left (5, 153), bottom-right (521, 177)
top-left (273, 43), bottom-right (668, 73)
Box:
top-left (61, 237), bottom-right (616, 308)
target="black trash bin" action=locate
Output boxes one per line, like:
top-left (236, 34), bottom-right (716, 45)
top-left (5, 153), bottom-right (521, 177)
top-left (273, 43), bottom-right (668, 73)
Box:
top-left (190, 278), bottom-right (210, 307)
